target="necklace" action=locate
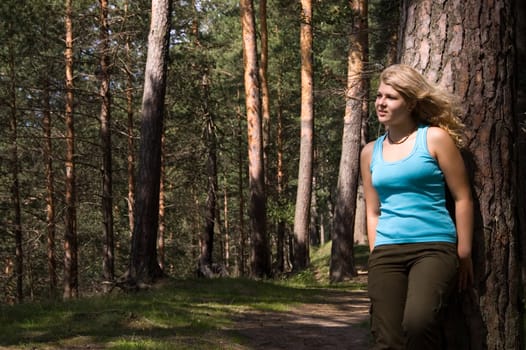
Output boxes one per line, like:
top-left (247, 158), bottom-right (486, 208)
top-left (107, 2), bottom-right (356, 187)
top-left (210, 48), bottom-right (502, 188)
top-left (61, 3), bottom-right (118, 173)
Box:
top-left (387, 130), bottom-right (413, 144)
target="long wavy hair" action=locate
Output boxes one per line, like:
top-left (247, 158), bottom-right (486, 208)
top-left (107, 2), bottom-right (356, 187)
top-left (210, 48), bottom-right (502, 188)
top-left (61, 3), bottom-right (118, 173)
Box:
top-left (379, 64), bottom-right (465, 147)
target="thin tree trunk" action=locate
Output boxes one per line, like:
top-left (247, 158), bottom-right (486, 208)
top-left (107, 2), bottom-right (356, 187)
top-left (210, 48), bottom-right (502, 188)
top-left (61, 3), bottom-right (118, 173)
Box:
top-left (158, 130), bottom-right (166, 271)
top-left (192, 188), bottom-right (201, 272)
top-left (215, 192), bottom-right (224, 273)
top-left (123, 0), bottom-right (135, 236)
top-left (99, 0), bottom-right (115, 287)
top-left (43, 78), bottom-right (57, 296)
top-left (8, 44), bottom-right (23, 303)
top-left (259, 0), bottom-right (270, 182)
top-left (126, 84), bottom-right (135, 235)
top-left (293, 0), bottom-right (314, 272)
top-left (129, 0), bottom-right (171, 285)
top-left (276, 87), bottom-right (285, 272)
top-left (400, 0), bottom-right (520, 348)
top-left (236, 92), bottom-right (246, 276)
top-left (355, 0), bottom-right (371, 248)
top-left (240, 0), bottom-right (271, 278)
top-left (319, 212), bottom-right (326, 245)
top-left (63, 0), bottom-right (78, 299)
top-left (199, 74), bottom-right (218, 277)
top-left (193, 2), bottom-right (217, 274)
top-left (355, 54), bottom-right (371, 248)
top-left (223, 174), bottom-right (230, 269)
top-left (353, 183), bottom-right (367, 245)
top-left (330, 0), bottom-right (368, 282)
top-left (310, 165), bottom-right (319, 246)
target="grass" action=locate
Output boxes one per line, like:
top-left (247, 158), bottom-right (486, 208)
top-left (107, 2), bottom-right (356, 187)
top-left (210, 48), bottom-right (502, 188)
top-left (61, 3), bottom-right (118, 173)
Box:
top-left (287, 242), bottom-right (369, 288)
top-left (0, 243), bottom-right (368, 349)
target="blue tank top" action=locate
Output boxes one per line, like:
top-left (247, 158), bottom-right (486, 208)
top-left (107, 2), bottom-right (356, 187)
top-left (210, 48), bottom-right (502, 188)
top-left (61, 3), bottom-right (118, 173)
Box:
top-left (370, 125), bottom-right (456, 246)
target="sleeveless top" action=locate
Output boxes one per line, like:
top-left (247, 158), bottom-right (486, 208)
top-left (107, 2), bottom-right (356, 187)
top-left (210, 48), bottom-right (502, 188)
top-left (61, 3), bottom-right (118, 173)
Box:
top-left (370, 125), bottom-right (456, 247)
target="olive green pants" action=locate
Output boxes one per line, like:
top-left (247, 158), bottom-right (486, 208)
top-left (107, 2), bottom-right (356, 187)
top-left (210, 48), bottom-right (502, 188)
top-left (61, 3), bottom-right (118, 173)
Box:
top-left (368, 243), bottom-right (458, 350)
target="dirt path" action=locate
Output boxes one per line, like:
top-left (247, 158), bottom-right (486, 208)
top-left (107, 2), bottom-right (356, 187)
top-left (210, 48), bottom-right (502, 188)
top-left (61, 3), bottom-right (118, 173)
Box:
top-left (230, 288), bottom-right (371, 350)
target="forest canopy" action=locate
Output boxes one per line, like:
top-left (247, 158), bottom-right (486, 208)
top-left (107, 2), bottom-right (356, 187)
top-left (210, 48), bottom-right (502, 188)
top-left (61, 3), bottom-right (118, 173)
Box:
top-left (0, 0), bottom-right (396, 299)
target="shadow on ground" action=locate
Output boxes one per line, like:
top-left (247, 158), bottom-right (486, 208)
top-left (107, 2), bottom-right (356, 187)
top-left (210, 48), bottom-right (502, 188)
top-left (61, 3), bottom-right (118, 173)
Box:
top-left (228, 288), bottom-right (371, 350)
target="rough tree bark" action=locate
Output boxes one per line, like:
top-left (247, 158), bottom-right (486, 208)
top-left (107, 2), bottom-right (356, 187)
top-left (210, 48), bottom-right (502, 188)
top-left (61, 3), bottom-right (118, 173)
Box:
top-left (240, 0), bottom-right (271, 278)
top-left (399, 0), bottom-right (521, 348)
top-left (514, 0), bottom-right (526, 293)
top-left (129, 0), bottom-right (171, 286)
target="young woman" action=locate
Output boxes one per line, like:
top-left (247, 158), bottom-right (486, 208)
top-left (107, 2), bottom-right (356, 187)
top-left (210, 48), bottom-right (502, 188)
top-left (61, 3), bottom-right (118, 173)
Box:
top-left (360, 64), bottom-right (474, 349)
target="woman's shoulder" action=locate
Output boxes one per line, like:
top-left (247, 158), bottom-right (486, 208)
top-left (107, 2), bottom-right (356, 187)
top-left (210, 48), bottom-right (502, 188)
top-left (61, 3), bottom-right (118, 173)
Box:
top-left (362, 140), bottom-right (377, 155)
top-left (426, 126), bottom-right (455, 146)
top-left (426, 125), bottom-right (450, 139)
top-left (360, 139), bottom-right (377, 164)
top-left (426, 126), bottom-right (457, 157)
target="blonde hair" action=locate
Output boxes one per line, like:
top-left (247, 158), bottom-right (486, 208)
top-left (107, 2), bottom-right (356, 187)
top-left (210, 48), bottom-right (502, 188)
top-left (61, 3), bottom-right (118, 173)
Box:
top-left (380, 64), bottom-right (465, 147)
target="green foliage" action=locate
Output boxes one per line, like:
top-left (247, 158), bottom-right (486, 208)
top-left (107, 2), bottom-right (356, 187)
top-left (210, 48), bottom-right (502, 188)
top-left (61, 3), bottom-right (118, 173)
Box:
top-left (369, 0), bottom-right (400, 66)
top-left (0, 0), bottom-right (389, 301)
top-left (267, 196), bottom-right (295, 224)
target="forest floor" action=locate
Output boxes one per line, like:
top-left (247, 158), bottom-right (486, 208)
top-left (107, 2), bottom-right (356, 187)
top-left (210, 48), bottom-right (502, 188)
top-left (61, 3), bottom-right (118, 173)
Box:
top-left (0, 244), bottom-right (372, 350)
top-left (227, 273), bottom-right (371, 350)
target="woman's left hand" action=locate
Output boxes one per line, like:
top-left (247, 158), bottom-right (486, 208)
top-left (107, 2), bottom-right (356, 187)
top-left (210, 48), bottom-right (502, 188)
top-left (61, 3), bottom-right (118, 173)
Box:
top-left (458, 256), bottom-right (474, 291)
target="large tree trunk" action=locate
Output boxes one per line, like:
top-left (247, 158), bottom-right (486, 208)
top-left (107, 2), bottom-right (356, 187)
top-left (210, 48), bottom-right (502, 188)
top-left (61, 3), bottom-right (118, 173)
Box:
top-left (240, 0), bottom-right (271, 278)
top-left (129, 0), bottom-right (171, 286)
top-left (293, 0), bottom-right (314, 272)
top-left (515, 0), bottom-right (526, 293)
top-left (63, 0), bottom-right (78, 299)
top-left (399, 0), bottom-right (521, 348)
top-left (330, 0), bottom-right (368, 282)
top-left (98, 0), bottom-right (115, 287)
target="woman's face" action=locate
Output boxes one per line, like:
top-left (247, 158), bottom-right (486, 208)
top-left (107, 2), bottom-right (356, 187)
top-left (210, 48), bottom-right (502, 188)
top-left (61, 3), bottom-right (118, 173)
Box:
top-left (375, 82), bottom-right (414, 127)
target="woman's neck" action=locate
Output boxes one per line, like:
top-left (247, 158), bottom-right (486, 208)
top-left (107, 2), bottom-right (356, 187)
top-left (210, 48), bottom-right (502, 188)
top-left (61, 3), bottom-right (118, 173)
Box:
top-left (386, 123), bottom-right (418, 144)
